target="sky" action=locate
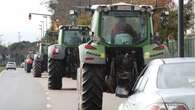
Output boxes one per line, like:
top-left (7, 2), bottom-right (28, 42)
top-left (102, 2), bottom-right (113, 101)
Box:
top-left (0, 0), bottom-right (52, 45)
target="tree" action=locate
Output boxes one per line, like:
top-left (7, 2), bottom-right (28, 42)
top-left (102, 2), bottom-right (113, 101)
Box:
top-left (158, 0), bottom-right (193, 40)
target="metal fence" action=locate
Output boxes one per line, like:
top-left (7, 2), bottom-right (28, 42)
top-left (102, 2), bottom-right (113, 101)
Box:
top-left (168, 37), bottom-right (195, 57)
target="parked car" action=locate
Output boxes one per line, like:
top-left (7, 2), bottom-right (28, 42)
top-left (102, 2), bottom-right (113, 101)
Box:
top-left (118, 58), bottom-right (195, 110)
top-left (6, 62), bottom-right (16, 70)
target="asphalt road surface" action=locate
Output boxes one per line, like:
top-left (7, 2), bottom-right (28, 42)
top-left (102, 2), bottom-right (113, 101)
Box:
top-left (0, 68), bottom-right (127, 110)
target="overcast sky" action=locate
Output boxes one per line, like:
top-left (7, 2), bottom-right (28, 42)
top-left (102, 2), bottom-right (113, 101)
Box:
top-left (0, 0), bottom-right (52, 45)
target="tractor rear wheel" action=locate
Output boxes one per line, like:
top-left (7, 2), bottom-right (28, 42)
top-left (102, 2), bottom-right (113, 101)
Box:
top-left (48, 58), bottom-right (63, 90)
top-left (26, 64), bottom-right (31, 73)
top-left (33, 60), bottom-right (42, 77)
top-left (79, 64), bottom-right (105, 110)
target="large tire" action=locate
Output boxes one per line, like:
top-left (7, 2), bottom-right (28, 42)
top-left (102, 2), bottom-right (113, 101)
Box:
top-left (48, 58), bottom-right (63, 90)
top-left (79, 64), bottom-right (105, 110)
top-left (33, 60), bottom-right (42, 77)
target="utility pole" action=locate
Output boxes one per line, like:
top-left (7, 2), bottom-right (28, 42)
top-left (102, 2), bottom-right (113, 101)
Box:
top-left (39, 24), bottom-right (43, 38)
top-left (178, 0), bottom-right (184, 57)
top-left (40, 21), bottom-right (45, 37)
top-left (155, 0), bottom-right (158, 7)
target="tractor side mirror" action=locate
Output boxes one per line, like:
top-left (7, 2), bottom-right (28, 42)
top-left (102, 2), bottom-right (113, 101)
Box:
top-left (89, 31), bottom-right (94, 37)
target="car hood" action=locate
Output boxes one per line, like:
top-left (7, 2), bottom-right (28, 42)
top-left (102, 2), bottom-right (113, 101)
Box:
top-left (157, 88), bottom-right (195, 110)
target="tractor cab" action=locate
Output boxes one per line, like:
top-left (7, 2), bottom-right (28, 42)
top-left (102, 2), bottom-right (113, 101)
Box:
top-left (58, 25), bottom-right (90, 46)
top-left (91, 2), bottom-right (152, 46)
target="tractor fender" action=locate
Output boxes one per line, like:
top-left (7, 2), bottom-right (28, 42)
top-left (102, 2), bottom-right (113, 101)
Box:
top-left (48, 44), bottom-right (65, 60)
top-left (34, 53), bottom-right (43, 62)
top-left (79, 42), bottom-right (106, 65)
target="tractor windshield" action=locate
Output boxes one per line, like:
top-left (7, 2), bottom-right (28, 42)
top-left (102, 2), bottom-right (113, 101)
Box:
top-left (101, 11), bottom-right (148, 45)
top-left (62, 30), bottom-right (89, 45)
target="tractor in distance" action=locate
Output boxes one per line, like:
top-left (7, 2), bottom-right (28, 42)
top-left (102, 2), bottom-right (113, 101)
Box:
top-left (77, 2), bottom-right (170, 110)
top-left (47, 25), bottom-right (90, 89)
top-left (33, 43), bottom-right (49, 77)
top-left (24, 51), bottom-right (34, 73)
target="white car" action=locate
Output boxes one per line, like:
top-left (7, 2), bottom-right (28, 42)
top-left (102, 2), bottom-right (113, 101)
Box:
top-left (6, 62), bottom-right (16, 70)
top-left (119, 58), bottom-right (195, 110)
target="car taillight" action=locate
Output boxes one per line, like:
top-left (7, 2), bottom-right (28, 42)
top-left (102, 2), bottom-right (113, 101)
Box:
top-left (148, 103), bottom-right (189, 110)
top-left (84, 44), bottom-right (96, 50)
top-left (166, 103), bottom-right (189, 110)
top-left (148, 104), bottom-right (166, 110)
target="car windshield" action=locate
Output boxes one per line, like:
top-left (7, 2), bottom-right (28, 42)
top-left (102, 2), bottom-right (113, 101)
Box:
top-left (101, 11), bottom-right (148, 45)
top-left (62, 30), bottom-right (89, 45)
top-left (157, 63), bottom-right (195, 89)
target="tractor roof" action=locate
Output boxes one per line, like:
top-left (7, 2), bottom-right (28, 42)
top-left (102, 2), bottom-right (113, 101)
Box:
top-left (90, 2), bottom-right (153, 12)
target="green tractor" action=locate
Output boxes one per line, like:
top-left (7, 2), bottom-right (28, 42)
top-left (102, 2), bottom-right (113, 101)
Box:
top-left (77, 3), bottom-right (169, 110)
top-left (47, 25), bottom-right (90, 90)
top-left (33, 43), bottom-right (49, 77)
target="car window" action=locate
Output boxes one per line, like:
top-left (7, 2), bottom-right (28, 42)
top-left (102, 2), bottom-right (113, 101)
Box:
top-left (158, 63), bottom-right (195, 89)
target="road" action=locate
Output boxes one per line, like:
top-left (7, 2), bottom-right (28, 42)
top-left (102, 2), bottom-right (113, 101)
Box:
top-left (0, 68), bottom-right (127, 110)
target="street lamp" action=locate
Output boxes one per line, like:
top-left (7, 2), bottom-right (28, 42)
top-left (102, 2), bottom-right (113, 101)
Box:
top-left (28, 13), bottom-right (52, 37)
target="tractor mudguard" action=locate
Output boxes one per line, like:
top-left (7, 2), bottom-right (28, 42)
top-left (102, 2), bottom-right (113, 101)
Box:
top-left (34, 53), bottom-right (43, 62)
top-left (79, 42), bottom-right (106, 65)
top-left (48, 44), bottom-right (65, 60)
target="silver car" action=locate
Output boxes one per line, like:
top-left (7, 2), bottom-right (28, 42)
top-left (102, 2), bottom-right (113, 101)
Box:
top-left (119, 58), bottom-right (195, 110)
top-left (6, 62), bottom-right (16, 70)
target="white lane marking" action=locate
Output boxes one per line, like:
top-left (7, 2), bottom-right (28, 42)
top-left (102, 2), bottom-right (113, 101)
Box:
top-left (46, 97), bottom-right (51, 100)
top-left (45, 92), bottom-right (49, 95)
top-left (46, 104), bottom-right (52, 108)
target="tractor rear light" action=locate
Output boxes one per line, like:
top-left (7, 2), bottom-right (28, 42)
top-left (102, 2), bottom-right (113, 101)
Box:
top-left (26, 59), bottom-right (33, 64)
top-left (52, 47), bottom-right (59, 55)
top-left (159, 44), bottom-right (165, 49)
top-left (84, 44), bottom-right (96, 50)
top-left (85, 57), bottom-right (95, 61)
